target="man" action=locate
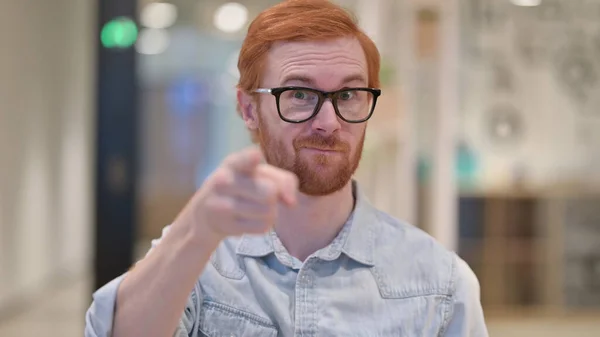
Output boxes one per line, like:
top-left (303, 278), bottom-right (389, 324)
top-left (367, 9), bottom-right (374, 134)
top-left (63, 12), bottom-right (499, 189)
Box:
top-left (86, 0), bottom-right (488, 336)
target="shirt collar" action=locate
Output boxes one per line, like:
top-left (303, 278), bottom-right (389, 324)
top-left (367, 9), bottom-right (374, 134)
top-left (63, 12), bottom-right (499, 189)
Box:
top-left (235, 180), bottom-right (376, 266)
top-left (338, 181), bottom-right (376, 266)
top-left (234, 232), bottom-right (274, 258)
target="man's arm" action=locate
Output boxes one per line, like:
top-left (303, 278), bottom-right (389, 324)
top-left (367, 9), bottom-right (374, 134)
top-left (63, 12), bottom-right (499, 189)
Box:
top-left (84, 223), bottom-right (217, 337)
top-left (443, 256), bottom-right (489, 337)
top-left (83, 147), bottom-right (299, 337)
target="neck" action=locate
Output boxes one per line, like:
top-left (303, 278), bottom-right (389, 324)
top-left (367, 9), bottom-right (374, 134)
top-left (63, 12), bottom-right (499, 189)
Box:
top-left (274, 181), bottom-right (355, 262)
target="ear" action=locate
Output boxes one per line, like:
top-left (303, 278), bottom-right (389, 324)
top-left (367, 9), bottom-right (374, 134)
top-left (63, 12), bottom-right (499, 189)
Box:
top-left (237, 89), bottom-right (259, 131)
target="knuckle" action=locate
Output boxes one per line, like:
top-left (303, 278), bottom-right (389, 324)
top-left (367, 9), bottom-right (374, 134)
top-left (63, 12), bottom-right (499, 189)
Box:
top-left (259, 180), bottom-right (278, 202)
top-left (211, 169), bottom-right (234, 189)
top-left (206, 196), bottom-right (234, 215)
top-left (273, 167), bottom-right (297, 185)
top-left (223, 152), bottom-right (239, 164)
top-left (224, 150), bottom-right (245, 166)
top-left (285, 171), bottom-right (299, 186)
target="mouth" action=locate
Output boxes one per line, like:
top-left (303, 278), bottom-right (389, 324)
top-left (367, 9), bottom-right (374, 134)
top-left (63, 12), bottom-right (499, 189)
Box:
top-left (301, 147), bottom-right (340, 154)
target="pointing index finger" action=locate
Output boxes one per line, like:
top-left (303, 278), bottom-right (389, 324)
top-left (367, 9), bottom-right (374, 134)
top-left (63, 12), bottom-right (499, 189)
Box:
top-left (225, 147), bottom-right (264, 174)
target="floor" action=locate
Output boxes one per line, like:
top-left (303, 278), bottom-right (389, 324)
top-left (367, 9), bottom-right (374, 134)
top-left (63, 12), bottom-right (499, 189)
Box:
top-left (0, 276), bottom-right (599, 337)
top-left (0, 276), bottom-right (88, 337)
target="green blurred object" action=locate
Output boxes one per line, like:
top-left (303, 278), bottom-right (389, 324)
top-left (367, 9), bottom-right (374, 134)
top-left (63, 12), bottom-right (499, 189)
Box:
top-left (456, 142), bottom-right (478, 188)
top-left (101, 17), bottom-right (138, 48)
top-left (416, 142), bottom-right (479, 187)
top-left (379, 59), bottom-right (395, 86)
top-left (417, 156), bottom-right (430, 183)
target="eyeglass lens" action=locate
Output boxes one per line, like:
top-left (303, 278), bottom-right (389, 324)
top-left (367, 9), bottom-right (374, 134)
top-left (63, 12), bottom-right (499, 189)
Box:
top-left (278, 88), bottom-right (374, 122)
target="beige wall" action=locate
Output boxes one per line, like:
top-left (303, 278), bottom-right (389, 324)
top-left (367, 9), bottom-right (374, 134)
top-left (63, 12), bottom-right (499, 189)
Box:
top-left (0, 0), bottom-right (94, 310)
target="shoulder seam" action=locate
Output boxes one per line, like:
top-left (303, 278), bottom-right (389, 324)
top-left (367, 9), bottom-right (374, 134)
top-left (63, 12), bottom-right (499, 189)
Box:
top-left (438, 253), bottom-right (458, 336)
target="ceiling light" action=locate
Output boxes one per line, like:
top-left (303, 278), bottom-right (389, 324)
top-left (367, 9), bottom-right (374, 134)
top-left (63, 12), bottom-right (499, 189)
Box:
top-left (213, 2), bottom-right (248, 33)
top-left (140, 2), bottom-right (178, 29)
top-left (510, 0), bottom-right (542, 7)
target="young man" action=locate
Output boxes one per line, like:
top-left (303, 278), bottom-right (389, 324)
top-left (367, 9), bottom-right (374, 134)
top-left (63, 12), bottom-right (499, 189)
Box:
top-left (85, 0), bottom-right (488, 336)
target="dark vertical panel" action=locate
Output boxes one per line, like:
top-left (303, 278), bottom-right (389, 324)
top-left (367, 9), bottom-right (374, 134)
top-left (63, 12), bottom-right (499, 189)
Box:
top-left (94, 0), bottom-right (138, 290)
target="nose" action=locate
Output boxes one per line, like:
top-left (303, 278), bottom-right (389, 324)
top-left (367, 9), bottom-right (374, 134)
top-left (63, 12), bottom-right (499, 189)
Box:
top-left (311, 100), bottom-right (341, 135)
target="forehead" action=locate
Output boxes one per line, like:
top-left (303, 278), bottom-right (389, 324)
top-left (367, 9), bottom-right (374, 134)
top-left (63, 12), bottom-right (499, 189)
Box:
top-left (264, 37), bottom-right (368, 89)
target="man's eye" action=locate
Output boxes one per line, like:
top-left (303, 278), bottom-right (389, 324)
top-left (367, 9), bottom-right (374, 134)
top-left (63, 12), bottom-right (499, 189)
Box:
top-left (293, 91), bottom-right (307, 99)
top-left (340, 91), bottom-right (354, 100)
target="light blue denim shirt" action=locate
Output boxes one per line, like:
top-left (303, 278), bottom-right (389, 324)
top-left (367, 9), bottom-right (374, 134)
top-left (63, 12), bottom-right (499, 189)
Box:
top-left (86, 182), bottom-right (488, 337)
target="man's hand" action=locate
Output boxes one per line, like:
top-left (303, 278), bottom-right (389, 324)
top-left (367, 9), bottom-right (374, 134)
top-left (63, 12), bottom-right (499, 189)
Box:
top-left (107, 146), bottom-right (298, 337)
top-left (176, 147), bottom-right (299, 244)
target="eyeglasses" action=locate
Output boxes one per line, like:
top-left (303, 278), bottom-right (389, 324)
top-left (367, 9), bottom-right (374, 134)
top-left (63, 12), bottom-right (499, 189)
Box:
top-left (254, 86), bottom-right (381, 124)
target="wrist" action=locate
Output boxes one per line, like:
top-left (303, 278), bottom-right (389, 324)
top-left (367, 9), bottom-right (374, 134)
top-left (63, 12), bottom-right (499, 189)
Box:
top-left (171, 217), bottom-right (223, 255)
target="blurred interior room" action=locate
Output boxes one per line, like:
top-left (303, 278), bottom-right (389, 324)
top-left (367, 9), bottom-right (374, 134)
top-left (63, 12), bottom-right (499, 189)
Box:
top-left (1, 0), bottom-right (600, 336)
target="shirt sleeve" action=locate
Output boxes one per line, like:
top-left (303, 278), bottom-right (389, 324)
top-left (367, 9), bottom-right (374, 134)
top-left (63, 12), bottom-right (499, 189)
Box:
top-left (84, 275), bottom-right (126, 337)
top-left (84, 225), bottom-right (203, 337)
top-left (442, 255), bottom-right (489, 337)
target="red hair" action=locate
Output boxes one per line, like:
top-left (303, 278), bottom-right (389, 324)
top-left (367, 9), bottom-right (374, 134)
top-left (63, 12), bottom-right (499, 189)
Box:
top-left (237, 0), bottom-right (381, 121)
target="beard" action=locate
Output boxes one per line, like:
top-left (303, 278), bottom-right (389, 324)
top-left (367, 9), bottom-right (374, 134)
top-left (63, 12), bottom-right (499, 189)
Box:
top-left (257, 116), bottom-right (365, 196)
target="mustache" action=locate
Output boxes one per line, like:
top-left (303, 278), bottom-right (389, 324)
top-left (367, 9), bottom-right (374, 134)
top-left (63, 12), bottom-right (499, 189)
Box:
top-left (293, 134), bottom-right (350, 152)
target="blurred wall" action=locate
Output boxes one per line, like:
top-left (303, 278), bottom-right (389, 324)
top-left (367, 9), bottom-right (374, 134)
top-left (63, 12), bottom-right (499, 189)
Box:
top-left (0, 0), bottom-right (94, 310)
top-left (458, 3), bottom-right (600, 191)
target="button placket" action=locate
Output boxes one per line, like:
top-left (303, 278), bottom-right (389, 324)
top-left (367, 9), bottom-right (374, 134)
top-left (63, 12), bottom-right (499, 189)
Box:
top-left (293, 258), bottom-right (318, 337)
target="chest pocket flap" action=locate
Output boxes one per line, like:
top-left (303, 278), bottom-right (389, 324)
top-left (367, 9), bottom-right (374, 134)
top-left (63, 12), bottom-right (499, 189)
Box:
top-left (199, 301), bottom-right (278, 337)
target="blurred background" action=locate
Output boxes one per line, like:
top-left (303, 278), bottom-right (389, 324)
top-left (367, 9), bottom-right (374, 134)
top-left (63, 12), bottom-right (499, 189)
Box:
top-left (1, 0), bottom-right (600, 335)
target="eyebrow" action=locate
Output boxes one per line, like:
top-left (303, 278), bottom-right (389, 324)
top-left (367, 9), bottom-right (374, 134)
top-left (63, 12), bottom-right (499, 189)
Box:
top-left (281, 74), bottom-right (368, 87)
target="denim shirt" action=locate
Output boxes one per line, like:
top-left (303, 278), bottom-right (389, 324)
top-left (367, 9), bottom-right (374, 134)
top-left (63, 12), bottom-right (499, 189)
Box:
top-left (85, 183), bottom-right (488, 337)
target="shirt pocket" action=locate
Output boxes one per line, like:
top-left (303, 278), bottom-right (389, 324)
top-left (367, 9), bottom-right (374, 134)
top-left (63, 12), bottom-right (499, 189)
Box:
top-left (198, 300), bottom-right (278, 337)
